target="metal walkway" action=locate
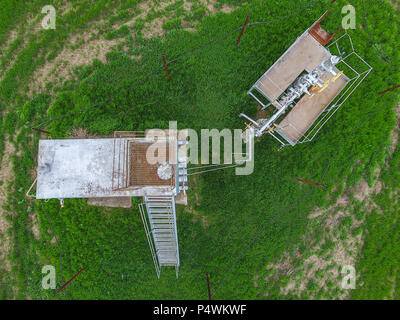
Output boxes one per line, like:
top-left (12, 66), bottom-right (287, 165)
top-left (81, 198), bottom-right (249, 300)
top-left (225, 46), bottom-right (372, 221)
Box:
top-left (139, 194), bottom-right (180, 278)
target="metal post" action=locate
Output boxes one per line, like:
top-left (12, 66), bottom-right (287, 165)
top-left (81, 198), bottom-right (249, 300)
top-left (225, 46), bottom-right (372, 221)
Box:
top-left (32, 127), bottom-right (51, 135)
top-left (56, 268), bottom-right (85, 293)
top-left (236, 14), bottom-right (251, 47)
top-left (162, 54), bottom-right (170, 81)
top-left (297, 178), bottom-right (325, 187)
top-left (378, 84), bottom-right (400, 95)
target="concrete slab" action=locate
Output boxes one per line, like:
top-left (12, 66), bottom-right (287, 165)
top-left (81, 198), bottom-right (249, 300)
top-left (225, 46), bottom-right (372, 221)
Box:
top-left (175, 191), bottom-right (188, 206)
top-left (87, 197), bottom-right (132, 208)
top-left (255, 32), bottom-right (332, 104)
top-left (36, 139), bottom-right (174, 199)
top-left (277, 72), bottom-right (349, 143)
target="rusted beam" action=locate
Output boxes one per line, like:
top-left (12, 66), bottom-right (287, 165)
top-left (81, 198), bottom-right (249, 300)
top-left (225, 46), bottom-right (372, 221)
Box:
top-left (297, 178), bottom-right (325, 187)
top-left (236, 14), bottom-right (251, 47)
top-left (32, 127), bottom-right (51, 135)
top-left (162, 54), bottom-right (170, 81)
top-left (56, 268), bottom-right (85, 294)
top-left (206, 273), bottom-right (212, 300)
top-left (378, 84), bottom-right (400, 95)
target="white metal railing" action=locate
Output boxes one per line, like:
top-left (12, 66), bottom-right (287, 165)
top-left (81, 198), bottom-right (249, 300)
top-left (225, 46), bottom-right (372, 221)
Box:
top-left (140, 194), bottom-right (179, 278)
top-left (139, 202), bottom-right (161, 278)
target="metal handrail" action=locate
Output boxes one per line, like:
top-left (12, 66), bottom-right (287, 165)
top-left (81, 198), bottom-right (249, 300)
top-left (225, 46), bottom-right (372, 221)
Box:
top-left (139, 202), bottom-right (161, 278)
top-left (26, 177), bottom-right (37, 198)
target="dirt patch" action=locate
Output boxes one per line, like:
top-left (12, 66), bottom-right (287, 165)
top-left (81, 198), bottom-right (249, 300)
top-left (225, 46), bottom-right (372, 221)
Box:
top-left (30, 0), bottom-right (196, 95)
top-left (27, 0), bottom-right (239, 95)
top-left (185, 206), bottom-right (211, 228)
top-left (29, 212), bottom-right (40, 240)
top-left (0, 28), bottom-right (19, 55)
top-left (183, 0), bottom-right (192, 11)
top-left (256, 105), bottom-right (267, 119)
top-left (307, 208), bottom-right (325, 219)
top-left (0, 28), bottom-right (27, 83)
top-left (389, 104), bottom-right (400, 155)
top-left (349, 179), bottom-right (381, 202)
top-left (69, 127), bottom-right (90, 138)
top-left (29, 37), bottom-right (120, 96)
top-left (390, 0), bottom-right (400, 10)
top-left (336, 193), bottom-right (349, 207)
top-left (87, 197), bottom-right (132, 209)
top-left (206, 0), bottom-right (236, 14)
top-left (0, 138), bottom-right (15, 272)
top-left (261, 182), bottom-right (372, 299)
top-left (137, 1), bottom-right (171, 38)
top-left (143, 17), bottom-right (168, 38)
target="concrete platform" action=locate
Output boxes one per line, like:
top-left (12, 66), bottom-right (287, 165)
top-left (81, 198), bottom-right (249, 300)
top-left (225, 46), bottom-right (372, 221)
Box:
top-left (36, 139), bottom-right (174, 199)
top-left (255, 32), bottom-right (331, 104)
top-left (277, 71), bottom-right (349, 144)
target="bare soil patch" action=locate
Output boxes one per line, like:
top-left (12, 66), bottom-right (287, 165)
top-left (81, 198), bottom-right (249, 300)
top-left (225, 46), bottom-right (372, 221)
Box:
top-left (350, 179), bottom-right (381, 202)
top-left (30, 37), bottom-right (120, 96)
top-left (0, 139), bottom-right (15, 272)
top-left (206, 0), bottom-right (236, 14)
top-left (260, 180), bottom-right (375, 299)
top-left (88, 197), bottom-right (132, 209)
top-left (389, 104), bottom-right (400, 155)
top-left (143, 18), bottom-right (167, 38)
top-left (185, 206), bottom-right (211, 228)
top-left (29, 212), bottom-right (40, 240)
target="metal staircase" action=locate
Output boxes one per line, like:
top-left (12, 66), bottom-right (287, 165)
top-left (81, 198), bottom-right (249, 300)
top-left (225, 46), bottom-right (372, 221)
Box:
top-left (139, 194), bottom-right (180, 278)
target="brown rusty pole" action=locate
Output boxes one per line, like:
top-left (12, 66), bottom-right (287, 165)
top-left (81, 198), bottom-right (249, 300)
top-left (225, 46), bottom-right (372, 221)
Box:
top-left (236, 14), bottom-right (251, 47)
top-left (162, 54), bottom-right (170, 81)
top-left (56, 268), bottom-right (85, 294)
top-left (297, 178), bottom-right (325, 187)
top-left (32, 127), bottom-right (51, 135)
top-left (206, 273), bottom-right (212, 300)
top-left (378, 84), bottom-right (400, 95)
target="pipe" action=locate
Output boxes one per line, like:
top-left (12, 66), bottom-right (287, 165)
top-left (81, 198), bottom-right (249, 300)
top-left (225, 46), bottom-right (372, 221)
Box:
top-left (239, 113), bottom-right (260, 127)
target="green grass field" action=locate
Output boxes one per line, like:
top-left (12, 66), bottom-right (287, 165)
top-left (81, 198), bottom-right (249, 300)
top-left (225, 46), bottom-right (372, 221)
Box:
top-left (0, 0), bottom-right (400, 299)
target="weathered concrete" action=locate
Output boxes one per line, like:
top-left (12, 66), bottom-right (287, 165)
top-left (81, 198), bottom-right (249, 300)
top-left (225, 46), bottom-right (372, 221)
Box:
top-left (277, 71), bottom-right (349, 143)
top-left (87, 197), bottom-right (132, 208)
top-left (36, 138), bottom-right (174, 199)
top-left (255, 32), bottom-right (332, 104)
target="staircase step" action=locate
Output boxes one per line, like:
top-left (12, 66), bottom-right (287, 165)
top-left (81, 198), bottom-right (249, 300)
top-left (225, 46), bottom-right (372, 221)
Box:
top-left (150, 214), bottom-right (174, 218)
top-left (158, 253), bottom-right (177, 257)
top-left (146, 196), bottom-right (173, 200)
top-left (151, 218), bottom-right (173, 223)
top-left (152, 222), bottom-right (173, 226)
top-left (152, 222), bottom-right (174, 227)
top-left (155, 239), bottom-right (175, 244)
top-left (155, 241), bottom-right (175, 246)
top-left (153, 229), bottom-right (174, 233)
top-left (148, 203), bottom-right (172, 207)
top-left (157, 246), bottom-right (177, 251)
top-left (148, 209), bottom-right (173, 214)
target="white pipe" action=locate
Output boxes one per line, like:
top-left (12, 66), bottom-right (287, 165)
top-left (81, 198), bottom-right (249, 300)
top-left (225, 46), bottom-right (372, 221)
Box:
top-left (239, 113), bottom-right (260, 127)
